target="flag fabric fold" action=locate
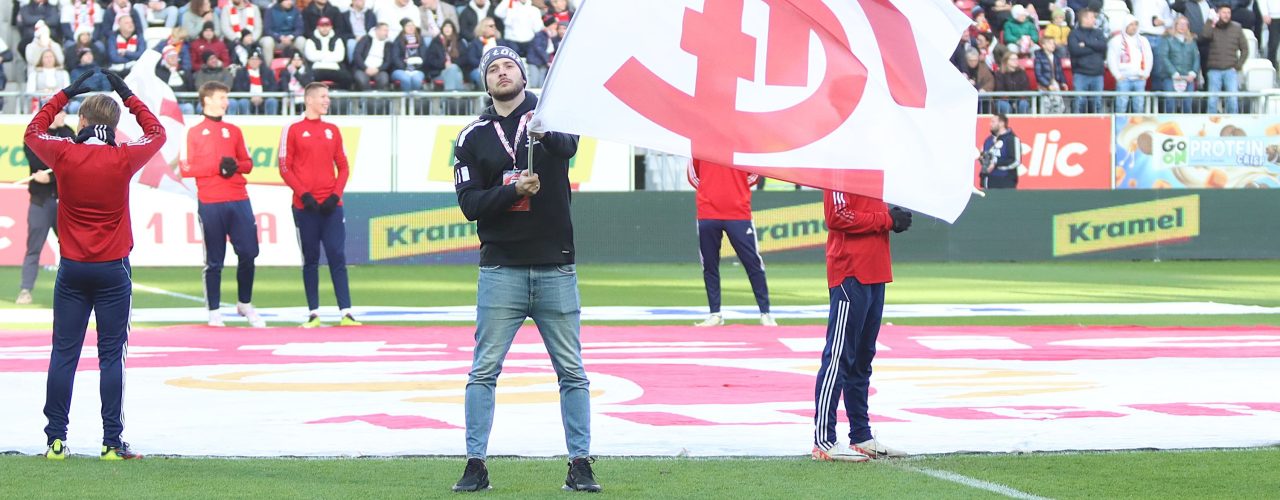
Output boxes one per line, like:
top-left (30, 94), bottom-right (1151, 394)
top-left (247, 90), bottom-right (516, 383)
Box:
top-left (537, 0), bottom-right (978, 222)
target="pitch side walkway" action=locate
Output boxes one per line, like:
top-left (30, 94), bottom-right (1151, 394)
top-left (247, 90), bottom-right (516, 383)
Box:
top-left (1, 325), bottom-right (1277, 457)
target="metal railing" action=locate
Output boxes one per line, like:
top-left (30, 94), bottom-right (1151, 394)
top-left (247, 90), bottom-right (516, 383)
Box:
top-left (5, 89), bottom-right (1280, 116)
top-left (0, 90), bottom-right (496, 116)
top-left (977, 90), bottom-right (1280, 115)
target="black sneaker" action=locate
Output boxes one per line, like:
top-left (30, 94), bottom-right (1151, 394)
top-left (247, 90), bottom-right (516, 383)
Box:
top-left (563, 457), bottom-right (602, 492)
top-left (452, 458), bottom-right (491, 492)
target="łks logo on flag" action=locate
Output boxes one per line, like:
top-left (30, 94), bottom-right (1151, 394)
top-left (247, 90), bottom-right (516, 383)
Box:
top-left (537, 0), bottom-right (978, 222)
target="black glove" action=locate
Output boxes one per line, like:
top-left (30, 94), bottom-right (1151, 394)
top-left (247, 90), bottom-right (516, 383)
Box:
top-left (219, 157), bottom-right (237, 178)
top-left (320, 195), bottom-right (340, 215)
top-left (62, 68), bottom-right (98, 98)
top-left (104, 71), bottom-right (134, 101)
top-left (301, 193), bottom-right (319, 212)
top-left (890, 207), bottom-right (913, 234)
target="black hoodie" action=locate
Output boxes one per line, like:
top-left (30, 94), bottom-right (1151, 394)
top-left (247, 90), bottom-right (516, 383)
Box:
top-left (453, 91), bottom-right (580, 266)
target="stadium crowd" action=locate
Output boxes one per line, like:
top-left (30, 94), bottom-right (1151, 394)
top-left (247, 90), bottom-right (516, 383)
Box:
top-left (955, 0), bottom-right (1280, 114)
top-left (2, 0), bottom-right (578, 112)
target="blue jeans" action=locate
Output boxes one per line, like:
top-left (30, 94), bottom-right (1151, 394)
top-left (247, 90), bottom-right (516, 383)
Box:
top-left (468, 68), bottom-right (482, 87)
top-left (1072, 73), bottom-right (1104, 113)
top-left (392, 69), bottom-right (425, 91)
top-left (995, 98), bottom-right (1030, 114)
top-left (234, 97), bottom-right (279, 115)
top-left (1115, 79), bottom-right (1147, 113)
top-left (466, 264), bottom-right (591, 460)
top-left (1163, 79), bottom-right (1196, 113)
top-left (1207, 69), bottom-right (1239, 113)
top-left (441, 63), bottom-right (464, 91)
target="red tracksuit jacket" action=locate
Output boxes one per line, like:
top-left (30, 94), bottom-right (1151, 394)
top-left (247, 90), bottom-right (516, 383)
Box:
top-left (24, 92), bottom-right (166, 263)
top-left (824, 190), bottom-right (894, 288)
top-left (278, 117), bottom-right (350, 209)
top-left (688, 160), bottom-right (759, 220)
top-left (183, 118), bottom-right (253, 203)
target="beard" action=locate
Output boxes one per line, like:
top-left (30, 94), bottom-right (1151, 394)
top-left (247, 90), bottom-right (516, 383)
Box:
top-left (489, 80), bottom-right (525, 102)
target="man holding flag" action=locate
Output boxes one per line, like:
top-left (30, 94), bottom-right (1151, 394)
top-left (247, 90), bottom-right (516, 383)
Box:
top-left (450, 46), bottom-right (600, 493)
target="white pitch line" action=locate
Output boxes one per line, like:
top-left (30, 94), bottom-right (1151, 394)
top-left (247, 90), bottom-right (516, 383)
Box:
top-left (904, 465), bottom-right (1051, 500)
top-left (132, 283), bottom-right (222, 307)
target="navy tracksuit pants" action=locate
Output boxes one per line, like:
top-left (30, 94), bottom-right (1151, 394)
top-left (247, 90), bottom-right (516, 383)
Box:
top-left (198, 200), bottom-right (259, 310)
top-left (293, 207), bottom-right (351, 311)
top-left (44, 257), bottom-right (132, 447)
top-left (814, 277), bottom-right (885, 449)
top-left (697, 219), bottom-right (770, 314)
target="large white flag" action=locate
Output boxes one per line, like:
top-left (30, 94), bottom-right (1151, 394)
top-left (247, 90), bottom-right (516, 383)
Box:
top-left (536, 0), bottom-right (978, 222)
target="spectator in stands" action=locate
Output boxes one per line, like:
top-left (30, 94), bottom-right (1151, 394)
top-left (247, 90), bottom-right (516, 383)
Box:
top-left (195, 50), bottom-right (235, 95)
top-left (547, 0), bottom-right (573, 23)
top-left (1108, 15), bottom-right (1153, 113)
top-left (341, 0), bottom-right (377, 62)
top-left (25, 21), bottom-right (65, 70)
top-left (1003, 5), bottom-right (1039, 53)
top-left (1261, 0), bottom-right (1280, 69)
top-left (1201, 4), bottom-right (1249, 113)
top-left (18, 0), bottom-right (62, 53)
top-left (1043, 8), bottom-right (1071, 51)
top-left (974, 31), bottom-right (996, 68)
top-left (0, 37), bottom-right (9, 112)
top-left (266, 0), bottom-right (305, 54)
top-left (191, 21), bottom-right (231, 71)
top-left (426, 19), bottom-right (465, 90)
top-left (155, 26), bottom-right (193, 72)
top-left (183, 0), bottom-right (216, 41)
top-left (526, 15), bottom-right (556, 88)
top-left (495, 0), bottom-right (541, 56)
top-left (963, 47), bottom-right (997, 94)
top-left (391, 18), bottom-right (428, 91)
top-left (222, 0), bottom-right (272, 64)
top-left (232, 50), bottom-right (279, 114)
top-left (232, 30), bottom-right (261, 66)
top-left (1021, 0), bottom-right (1053, 20)
top-left (107, 16), bottom-right (147, 75)
top-left (305, 17), bottom-right (353, 89)
top-left (137, 0), bottom-right (179, 28)
top-left (279, 49), bottom-right (314, 111)
top-left (27, 49), bottom-right (70, 96)
top-left (1160, 15), bottom-right (1201, 112)
top-left (979, 0), bottom-right (1013, 34)
top-left (1134, 0), bottom-right (1174, 97)
top-left (420, 0), bottom-right (459, 38)
top-left (352, 22), bottom-right (393, 90)
top-left (98, 0), bottom-right (144, 48)
top-left (377, 0), bottom-right (421, 39)
top-left (60, 0), bottom-right (104, 43)
top-left (1174, 0), bottom-right (1216, 37)
top-left (304, 0), bottom-right (344, 37)
top-left (1034, 37), bottom-right (1067, 91)
top-left (458, 0), bottom-right (500, 42)
top-left (1069, 9), bottom-right (1108, 113)
top-left (156, 45), bottom-right (195, 98)
top-left (65, 27), bottom-right (104, 85)
top-left (994, 51), bottom-right (1031, 113)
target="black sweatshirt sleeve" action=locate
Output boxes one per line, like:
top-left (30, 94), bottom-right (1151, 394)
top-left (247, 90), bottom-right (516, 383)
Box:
top-left (455, 142), bottom-right (519, 221)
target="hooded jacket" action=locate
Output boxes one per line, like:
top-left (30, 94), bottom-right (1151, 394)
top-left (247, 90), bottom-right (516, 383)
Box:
top-left (453, 91), bottom-right (580, 266)
top-left (1107, 16), bottom-right (1154, 81)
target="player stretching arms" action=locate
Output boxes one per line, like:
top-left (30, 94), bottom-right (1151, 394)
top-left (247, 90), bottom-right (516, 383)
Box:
top-left (278, 83), bottom-right (360, 328)
top-left (183, 81), bottom-right (266, 327)
top-left (26, 69), bottom-right (165, 460)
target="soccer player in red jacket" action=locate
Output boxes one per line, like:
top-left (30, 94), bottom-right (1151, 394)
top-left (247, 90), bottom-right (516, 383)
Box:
top-left (810, 191), bottom-right (912, 462)
top-left (183, 81), bottom-right (265, 327)
top-left (24, 69), bottom-right (164, 461)
top-left (278, 82), bottom-right (360, 328)
top-left (687, 159), bottom-right (774, 327)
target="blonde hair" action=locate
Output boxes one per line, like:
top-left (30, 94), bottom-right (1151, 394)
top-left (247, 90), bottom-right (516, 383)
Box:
top-left (79, 94), bottom-right (122, 129)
